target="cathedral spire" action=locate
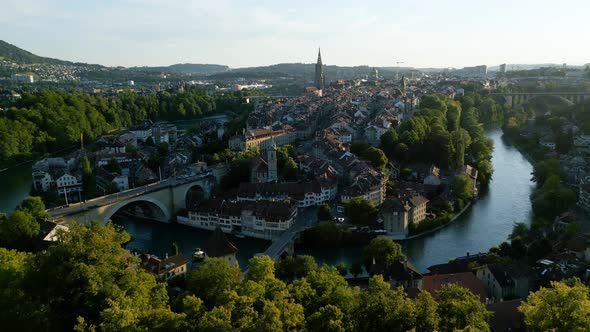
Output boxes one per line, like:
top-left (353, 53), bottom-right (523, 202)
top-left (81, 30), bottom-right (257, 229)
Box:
top-left (314, 47), bottom-right (325, 90)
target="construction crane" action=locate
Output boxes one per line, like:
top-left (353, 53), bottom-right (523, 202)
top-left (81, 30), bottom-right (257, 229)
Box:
top-left (395, 61), bottom-right (405, 80)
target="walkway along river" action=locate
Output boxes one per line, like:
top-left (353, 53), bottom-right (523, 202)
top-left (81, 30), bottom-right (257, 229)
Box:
top-left (0, 128), bottom-right (534, 271)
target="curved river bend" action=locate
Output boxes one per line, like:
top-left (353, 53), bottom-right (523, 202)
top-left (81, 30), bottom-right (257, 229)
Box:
top-left (0, 128), bottom-right (534, 271)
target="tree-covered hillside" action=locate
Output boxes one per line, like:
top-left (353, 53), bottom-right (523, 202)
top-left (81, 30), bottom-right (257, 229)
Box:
top-left (0, 88), bottom-right (251, 166)
top-left (0, 40), bottom-right (78, 65)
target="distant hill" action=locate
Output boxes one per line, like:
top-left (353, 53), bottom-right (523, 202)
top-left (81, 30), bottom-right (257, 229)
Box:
top-left (131, 63), bottom-right (230, 75)
top-left (0, 40), bottom-right (435, 80)
top-left (210, 63), bottom-right (412, 80)
top-left (168, 63), bottom-right (229, 74)
top-left (0, 40), bottom-right (84, 66)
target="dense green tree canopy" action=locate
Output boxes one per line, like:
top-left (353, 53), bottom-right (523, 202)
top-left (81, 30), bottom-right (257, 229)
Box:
top-left (451, 173), bottom-right (475, 203)
top-left (344, 197), bottom-right (378, 225)
top-left (0, 88), bottom-right (250, 167)
top-left (436, 283), bottom-right (491, 332)
top-left (519, 278), bottom-right (590, 332)
top-left (363, 237), bottom-right (405, 270)
top-left (2, 217), bottom-right (585, 331)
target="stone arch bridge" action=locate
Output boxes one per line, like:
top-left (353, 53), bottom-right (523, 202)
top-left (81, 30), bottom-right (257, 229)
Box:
top-left (48, 173), bottom-right (215, 225)
top-left (490, 91), bottom-right (590, 107)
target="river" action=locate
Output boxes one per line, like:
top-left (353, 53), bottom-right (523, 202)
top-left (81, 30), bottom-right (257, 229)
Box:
top-left (0, 128), bottom-right (534, 271)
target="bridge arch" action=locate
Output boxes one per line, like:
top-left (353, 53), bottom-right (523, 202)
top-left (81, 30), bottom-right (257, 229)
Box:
top-left (185, 184), bottom-right (206, 210)
top-left (102, 196), bottom-right (172, 224)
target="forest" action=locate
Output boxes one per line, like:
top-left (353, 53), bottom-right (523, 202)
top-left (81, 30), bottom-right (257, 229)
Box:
top-left (0, 87), bottom-right (251, 166)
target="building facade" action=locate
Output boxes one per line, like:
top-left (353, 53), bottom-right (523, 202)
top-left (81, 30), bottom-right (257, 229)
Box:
top-left (228, 127), bottom-right (297, 151)
top-left (139, 253), bottom-right (189, 282)
top-left (250, 137), bottom-right (278, 183)
top-left (182, 198), bottom-right (298, 240)
top-left (237, 181), bottom-right (337, 208)
top-left (379, 195), bottom-right (429, 238)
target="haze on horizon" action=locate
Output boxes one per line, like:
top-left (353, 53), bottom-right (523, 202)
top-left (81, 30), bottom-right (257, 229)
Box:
top-left (1, 0), bottom-right (589, 69)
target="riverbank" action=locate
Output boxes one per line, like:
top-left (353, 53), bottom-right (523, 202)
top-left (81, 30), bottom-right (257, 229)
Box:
top-left (501, 133), bottom-right (539, 164)
top-left (395, 201), bottom-right (473, 241)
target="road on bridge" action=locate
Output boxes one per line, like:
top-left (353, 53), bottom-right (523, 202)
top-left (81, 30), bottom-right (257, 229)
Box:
top-left (263, 207), bottom-right (318, 259)
top-left (47, 172), bottom-right (213, 218)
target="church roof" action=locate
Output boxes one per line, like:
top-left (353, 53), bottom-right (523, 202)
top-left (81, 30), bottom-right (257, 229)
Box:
top-left (251, 155), bottom-right (269, 173)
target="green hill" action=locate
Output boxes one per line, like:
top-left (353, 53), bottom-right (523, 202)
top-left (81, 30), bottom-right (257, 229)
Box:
top-left (0, 40), bottom-right (79, 65)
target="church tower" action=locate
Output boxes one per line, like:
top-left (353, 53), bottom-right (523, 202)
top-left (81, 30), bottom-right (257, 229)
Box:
top-left (266, 130), bottom-right (278, 183)
top-left (314, 48), bottom-right (325, 90)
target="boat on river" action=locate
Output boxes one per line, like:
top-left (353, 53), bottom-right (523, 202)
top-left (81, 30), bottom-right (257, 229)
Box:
top-left (192, 248), bottom-right (205, 262)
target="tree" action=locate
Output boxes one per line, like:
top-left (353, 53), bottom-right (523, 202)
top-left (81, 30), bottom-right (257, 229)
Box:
top-left (451, 129), bottom-right (471, 168)
top-left (379, 128), bottom-right (398, 156)
top-left (344, 197), bottom-right (377, 226)
top-left (105, 158), bottom-right (121, 174)
top-left (354, 275), bottom-right (416, 331)
top-left (451, 173), bottom-right (474, 202)
top-left (394, 142), bottom-right (410, 162)
top-left (350, 141), bottom-right (370, 156)
top-left (531, 175), bottom-right (576, 220)
top-left (0, 248), bottom-right (43, 330)
top-left (186, 257), bottom-right (240, 306)
top-left (246, 255), bottom-right (276, 283)
top-left (301, 221), bottom-right (342, 248)
top-left (81, 156), bottom-right (95, 198)
top-left (336, 263), bottom-right (347, 276)
top-left (363, 237), bottom-right (405, 270)
top-left (519, 278), bottom-right (590, 332)
top-left (317, 203), bottom-right (332, 221)
top-left (414, 291), bottom-right (439, 332)
top-left (15, 196), bottom-right (48, 219)
top-left (275, 255), bottom-right (317, 281)
top-left (306, 304), bottom-right (346, 332)
top-left (363, 147), bottom-right (388, 169)
top-left (25, 221), bottom-right (169, 331)
top-left (446, 99), bottom-right (462, 132)
top-left (276, 146), bottom-right (298, 180)
top-left (555, 130), bottom-right (574, 154)
top-left (436, 283), bottom-right (491, 332)
top-left (301, 266), bottom-right (358, 322)
top-left (532, 159), bottom-right (560, 185)
top-left (0, 210), bottom-right (40, 249)
top-left (350, 261), bottom-right (363, 278)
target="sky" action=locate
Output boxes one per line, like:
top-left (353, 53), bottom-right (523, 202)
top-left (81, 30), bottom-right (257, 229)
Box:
top-left (1, 0), bottom-right (589, 69)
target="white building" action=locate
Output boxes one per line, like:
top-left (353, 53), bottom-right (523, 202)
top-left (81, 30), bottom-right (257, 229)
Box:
top-left (55, 173), bottom-right (82, 195)
top-left (11, 74), bottom-right (34, 83)
top-left (181, 198), bottom-right (298, 240)
top-left (32, 171), bottom-right (52, 192)
top-left (236, 181), bottom-right (337, 209)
